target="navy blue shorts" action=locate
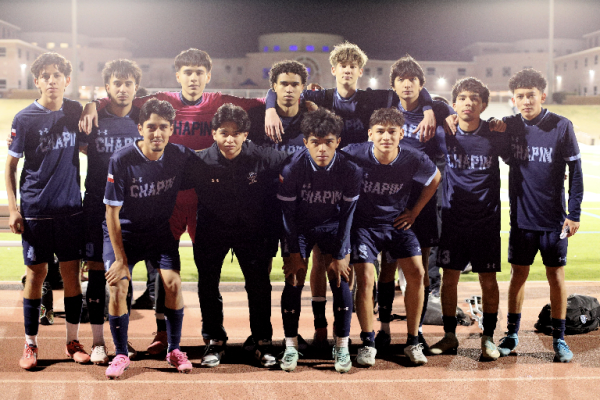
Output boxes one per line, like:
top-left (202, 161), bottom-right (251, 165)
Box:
top-left (102, 229), bottom-right (180, 272)
top-left (83, 195), bottom-right (105, 263)
top-left (351, 226), bottom-right (422, 264)
top-left (437, 223), bottom-right (501, 273)
top-left (22, 213), bottom-right (84, 266)
top-left (411, 196), bottom-right (440, 248)
top-left (508, 227), bottom-right (567, 267)
top-left (282, 224), bottom-right (340, 259)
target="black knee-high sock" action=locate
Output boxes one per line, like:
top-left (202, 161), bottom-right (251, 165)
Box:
top-left (377, 281), bottom-right (395, 324)
top-left (482, 312), bottom-right (498, 337)
top-left (312, 299), bottom-right (327, 329)
top-left (419, 286), bottom-right (431, 329)
top-left (330, 278), bottom-right (352, 338)
top-left (64, 294), bottom-right (83, 325)
top-left (281, 283), bottom-right (303, 338)
top-left (23, 298), bottom-right (41, 337)
top-left (126, 280), bottom-right (133, 315)
top-left (507, 313), bottom-right (521, 335)
top-left (87, 270), bottom-right (106, 325)
top-left (156, 275), bottom-right (166, 332)
top-left (109, 313), bottom-right (129, 356)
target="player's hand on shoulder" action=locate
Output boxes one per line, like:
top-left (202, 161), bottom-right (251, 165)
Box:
top-left (305, 101), bottom-right (318, 112)
top-left (328, 257), bottom-right (350, 287)
top-left (307, 83), bottom-right (323, 91)
top-left (105, 260), bottom-right (131, 286)
top-left (444, 114), bottom-right (458, 135)
top-left (393, 208), bottom-right (417, 230)
top-left (8, 210), bottom-right (23, 234)
top-left (416, 109), bottom-right (436, 142)
top-left (488, 118), bottom-right (506, 132)
top-left (265, 107), bottom-right (284, 143)
top-left (79, 102), bottom-right (99, 135)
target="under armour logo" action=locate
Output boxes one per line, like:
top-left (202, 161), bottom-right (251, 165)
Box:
top-left (283, 309), bottom-right (296, 314)
top-left (247, 172), bottom-right (258, 185)
top-left (211, 178), bottom-right (220, 183)
top-left (558, 257), bottom-right (567, 262)
top-left (88, 299), bottom-right (100, 303)
top-left (487, 263), bottom-right (494, 269)
top-left (38, 128), bottom-right (49, 136)
top-left (337, 307), bottom-right (349, 311)
top-left (99, 129), bottom-right (109, 136)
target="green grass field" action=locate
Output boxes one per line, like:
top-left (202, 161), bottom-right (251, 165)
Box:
top-left (0, 99), bottom-right (598, 282)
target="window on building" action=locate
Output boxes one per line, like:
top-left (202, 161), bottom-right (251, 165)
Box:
top-left (46, 42), bottom-right (55, 49)
top-left (457, 68), bottom-right (466, 76)
top-left (0, 47), bottom-right (6, 57)
top-left (18, 80), bottom-right (21, 89)
top-left (377, 67), bottom-right (383, 76)
top-left (289, 45), bottom-right (298, 52)
top-left (237, 66), bottom-right (243, 75)
top-left (60, 43), bottom-right (69, 48)
top-left (0, 79), bottom-right (6, 89)
top-left (426, 67), bottom-right (435, 75)
top-left (79, 61), bottom-right (84, 72)
top-left (262, 68), bottom-right (269, 79)
top-left (273, 45), bottom-right (280, 52)
top-left (305, 45), bottom-right (314, 52)
top-left (364, 68), bottom-right (371, 76)
top-left (564, 63), bottom-right (567, 71)
top-left (225, 65), bottom-right (231, 74)
top-left (322, 46), bottom-right (329, 52)
top-left (486, 68), bottom-right (493, 78)
top-left (502, 67), bottom-right (511, 77)
top-left (141, 64), bottom-right (150, 72)
top-left (263, 46), bottom-right (268, 52)
top-left (584, 87), bottom-right (587, 96)
top-left (585, 58), bottom-right (588, 67)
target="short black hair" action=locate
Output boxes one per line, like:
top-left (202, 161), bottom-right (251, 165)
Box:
top-left (211, 103), bottom-right (251, 132)
top-left (390, 54), bottom-right (425, 87)
top-left (102, 59), bottom-right (142, 86)
top-left (508, 68), bottom-right (547, 93)
top-left (300, 107), bottom-right (343, 139)
top-left (139, 98), bottom-right (176, 126)
top-left (452, 77), bottom-right (490, 104)
top-left (31, 52), bottom-right (72, 79)
top-left (369, 108), bottom-right (405, 128)
top-left (269, 60), bottom-right (308, 87)
top-left (174, 48), bottom-right (212, 72)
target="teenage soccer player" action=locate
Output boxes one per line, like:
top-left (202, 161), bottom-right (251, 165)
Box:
top-left (278, 107), bottom-right (362, 373)
top-left (343, 108), bottom-right (441, 367)
top-left (6, 52), bottom-right (90, 369)
top-left (428, 77), bottom-right (510, 360)
top-left (103, 98), bottom-right (196, 378)
top-left (80, 48), bottom-right (267, 353)
top-left (83, 59), bottom-right (143, 365)
top-left (375, 55), bottom-right (455, 352)
top-left (496, 69), bottom-right (583, 363)
top-left (265, 42), bottom-right (436, 347)
top-left (190, 104), bottom-right (287, 368)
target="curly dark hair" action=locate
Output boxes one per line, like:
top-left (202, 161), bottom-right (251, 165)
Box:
top-left (269, 60), bottom-right (308, 87)
top-left (174, 48), bottom-right (212, 72)
top-left (211, 103), bottom-right (251, 132)
top-left (102, 59), bottom-right (142, 86)
top-left (300, 107), bottom-right (343, 139)
top-left (31, 52), bottom-right (72, 79)
top-left (139, 98), bottom-right (176, 126)
top-left (390, 54), bottom-right (425, 87)
top-left (508, 68), bottom-right (547, 93)
top-left (369, 108), bottom-right (405, 128)
top-left (451, 77), bottom-right (490, 104)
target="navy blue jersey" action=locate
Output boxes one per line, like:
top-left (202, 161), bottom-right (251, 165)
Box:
top-left (504, 109), bottom-right (583, 230)
top-left (248, 105), bottom-right (306, 155)
top-left (342, 142), bottom-right (438, 228)
top-left (84, 107), bottom-right (140, 199)
top-left (8, 99), bottom-right (84, 218)
top-left (266, 88), bottom-right (433, 147)
top-left (278, 148), bottom-right (362, 259)
top-left (398, 100), bottom-right (452, 159)
top-left (436, 121), bottom-right (510, 228)
top-left (103, 141), bottom-right (196, 238)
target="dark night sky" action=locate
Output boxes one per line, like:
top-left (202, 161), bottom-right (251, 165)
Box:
top-left (2, 0), bottom-right (600, 61)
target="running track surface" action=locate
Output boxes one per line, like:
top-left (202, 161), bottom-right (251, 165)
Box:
top-left (1, 281), bottom-right (600, 400)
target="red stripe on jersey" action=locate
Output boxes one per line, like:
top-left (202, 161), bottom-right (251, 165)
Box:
top-left (11, 129), bottom-right (16, 137)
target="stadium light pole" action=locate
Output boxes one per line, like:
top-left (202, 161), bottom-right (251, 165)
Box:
top-left (547, 0), bottom-right (554, 103)
top-left (71, 0), bottom-right (78, 99)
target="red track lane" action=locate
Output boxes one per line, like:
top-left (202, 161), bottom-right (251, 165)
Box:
top-left (1, 281), bottom-right (600, 399)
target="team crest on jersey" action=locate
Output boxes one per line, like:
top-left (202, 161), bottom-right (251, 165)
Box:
top-left (107, 174), bottom-right (114, 183)
top-left (247, 172), bottom-right (258, 185)
top-left (27, 247), bottom-right (36, 262)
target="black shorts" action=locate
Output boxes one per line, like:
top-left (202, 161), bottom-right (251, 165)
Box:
top-left (102, 230), bottom-right (180, 272)
top-left (437, 223), bottom-right (501, 273)
top-left (282, 224), bottom-right (341, 259)
top-left (508, 227), bottom-right (567, 267)
top-left (351, 226), bottom-right (422, 264)
top-left (411, 196), bottom-right (440, 248)
top-left (22, 213), bottom-right (84, 266)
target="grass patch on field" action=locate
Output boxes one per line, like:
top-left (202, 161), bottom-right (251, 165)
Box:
top-left (545, 105), bottom-right (600, 139)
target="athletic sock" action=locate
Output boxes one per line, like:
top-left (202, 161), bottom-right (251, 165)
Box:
top-left (442, 315), bottom-right (457, 334)
top-left (126, 281), bottom-right (133, 314)
top-left (156, 314), bottom-right (167, 332)
top-left (281, 283), bottom-right (303, 338)
top-left (377, 281), bottom-right (395, 326)
top-left (406, 334), bottom-right (419, 346)
top-left (482, 312), bottom-right (498, 337)
top-left (336, 336), bottom-right (349, 348)
top-left (330, 278), bottom-right (352, 338)
top-left (23, 298), bottom-right (41, 340)
top-left (380, 322), bottom-right (391, 335)
top-left (91, 324), bottom-right (105, 346)
top-left (64, 294), bottom-right (83, 343)
top-left (507, 313), bottom-right (521, 335)
top-left (312, 297), bottom-right (327, 329)
top-left (155, 276), bottom-right (166, 331)
top-left (552, 318), bottom-right (566, 340)
top-left (87, 270), bottom-right (106, 334)
top-left (109, 313), bottom-right (129, 356)
top-left (285, 336), bottom-right (298, 349)
top-left (164, 307), bottom-right (184, 352)
top-left (360, 331), bottom-right (375, 348)
top-left (25, 334), bottom-right (38, 347)
top-left (419, 286), bottom-right (431, 329)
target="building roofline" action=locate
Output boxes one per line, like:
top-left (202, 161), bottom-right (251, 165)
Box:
top-left (554, 46), bottom-right (600, 60)
top-left (0, 19), bottom-right (21, 31)
top-left (583, 30), bottom-right (600, 38)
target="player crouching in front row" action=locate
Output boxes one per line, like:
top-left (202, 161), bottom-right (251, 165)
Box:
top-left (277, 107), bottom-right (362, 373)
top-left (103, 99), bottom-right (197, 378)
